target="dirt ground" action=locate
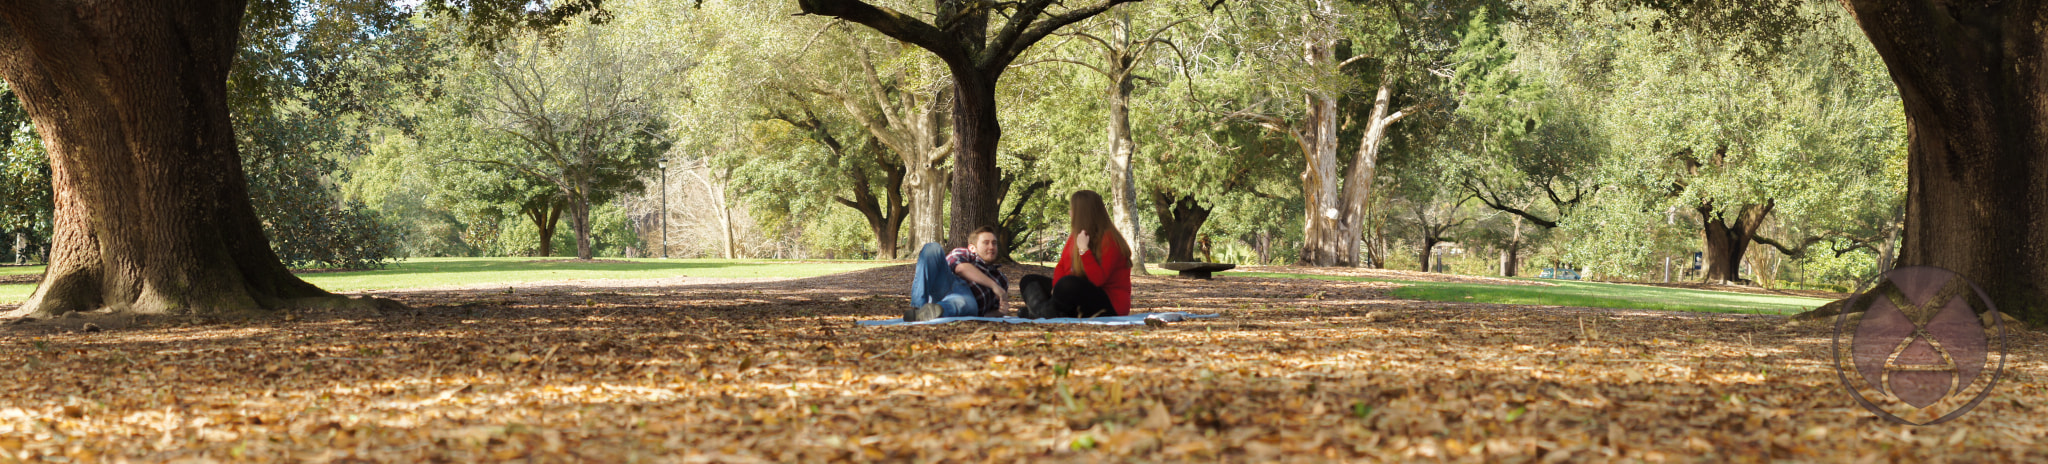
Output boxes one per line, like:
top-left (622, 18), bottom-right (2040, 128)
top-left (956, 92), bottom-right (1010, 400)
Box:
top-left (0, 264), bottom-right (2042, 462)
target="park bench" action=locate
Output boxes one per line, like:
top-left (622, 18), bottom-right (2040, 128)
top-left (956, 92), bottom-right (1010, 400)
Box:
top-left (1160, 262), bottom-right (1236, 280)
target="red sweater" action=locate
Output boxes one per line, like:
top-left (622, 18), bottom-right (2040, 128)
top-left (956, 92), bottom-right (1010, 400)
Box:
top-left (1052, 234), bottom-right (1133, 316)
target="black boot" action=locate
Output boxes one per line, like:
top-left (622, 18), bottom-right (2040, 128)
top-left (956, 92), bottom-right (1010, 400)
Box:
top-left (1019, 275), bottom-right (1055, 319)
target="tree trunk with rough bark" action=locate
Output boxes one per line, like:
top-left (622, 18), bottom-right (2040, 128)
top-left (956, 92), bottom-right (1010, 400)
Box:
top-left (1697, 201), bottom-right (1770, 284)
top-left (1150, 190), bottom-right (1211, 262)
top-left (0, 0), bottom-right (380, 318)
top-left (1500, 216), bottom-right (1523, 277)
top-left (995, 174), bottom-right (1052, 264)
top-left (1296, 89), bottom-right (1344, 266)
top-left (1290, 73), bottom-right (1412, 267)
top-left (1417, 238), bottom-right (1439, 273)
top-left (1327, 83), bottom-right (1407, 266)
top-left (830, 144), bottom-right (908, 260)
top-left (946, 70), bottom-right (1003, 248)
top-left (714, 181), bottom-right (736, 260)
top-left (568, 188), bottom-right (593, 260)
top-left (797, 0), bottom-right (1141, 252)
top-left (1843, 0), bottom-right (2048, 322)
top-left (521, 199), bottom-right (562, 257)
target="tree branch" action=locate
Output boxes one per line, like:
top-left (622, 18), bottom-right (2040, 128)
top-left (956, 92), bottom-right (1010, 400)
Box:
top-left (1754, 234), bottom-right (1824, 259)
top-left (984, 0), bottom-right (1145, 73)
top-left (1461, 178), bottom-right (1559, 228)
top-left (797, 0), bottom-right (960, 60)
top-left (1008, 57), bottom-right (1111, 77)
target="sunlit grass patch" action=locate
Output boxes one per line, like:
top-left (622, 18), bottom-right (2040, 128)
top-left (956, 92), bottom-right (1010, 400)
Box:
top-left (1232, 272), bottom-right (1831, 314)
top-left (0, 265), bottom-right (43, 277)
top-left (0, 283), bottom-right (29, 304)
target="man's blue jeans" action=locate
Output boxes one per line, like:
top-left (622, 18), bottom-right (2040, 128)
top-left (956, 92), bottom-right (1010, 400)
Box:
top-left (910, 242), bottom-right (980, 318)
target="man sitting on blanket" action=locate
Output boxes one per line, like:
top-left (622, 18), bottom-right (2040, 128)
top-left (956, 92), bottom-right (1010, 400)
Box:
top-left (906, 225), bottom-right (1010, 321)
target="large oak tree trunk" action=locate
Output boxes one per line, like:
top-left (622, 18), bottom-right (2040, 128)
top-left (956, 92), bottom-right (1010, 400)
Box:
top-left (1417, 238), bottom-right (1440, 272)
top-left (832, 145), bottom-right (908, 260)
top-left (0, 0), bottom-right (357, 317)
top-left (1150, 191), bottom-right (1212, 262)
top-left (796, 0), bottom-right (1137, 254)
top-left (1844, 1), bottom-right (2048, 323)
top-left (1697, 202), bottom-right (1769, 284)
top-left (947, 71), bottom-right (1003, 248)
top-left (521, 199), bottom-right (562, 257)
top-left (568, 190), bottom-right (593, 260)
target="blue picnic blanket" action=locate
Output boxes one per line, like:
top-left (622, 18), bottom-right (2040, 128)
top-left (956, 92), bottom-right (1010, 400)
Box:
top-left (858, 312), bottom-right (1220, 327)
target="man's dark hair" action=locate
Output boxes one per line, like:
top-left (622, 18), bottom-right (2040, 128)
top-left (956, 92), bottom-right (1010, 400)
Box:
top-left (971, 225), bottom-right (1001, 243)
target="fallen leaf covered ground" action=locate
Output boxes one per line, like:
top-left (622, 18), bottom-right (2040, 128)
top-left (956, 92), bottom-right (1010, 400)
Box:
top-left (0, 264), bottom-right (2043, 462)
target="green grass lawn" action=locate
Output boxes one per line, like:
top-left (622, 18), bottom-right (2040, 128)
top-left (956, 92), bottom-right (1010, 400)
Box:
top-left (0, 265), bottom-right (42, 277)
top-left (0, 265), bottom-right (40, 304)
top-left (1233, 272), bottom-right (1834, 315)
top-left (0, 258), bottom-right (897, 304)
top-left (0, 284), bottom-right (27, 304)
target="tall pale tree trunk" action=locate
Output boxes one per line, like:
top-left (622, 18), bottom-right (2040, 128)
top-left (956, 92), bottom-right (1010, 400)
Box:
top-left (1104, 70), bottom-right (1148, 273)
top-left (1330, 83), bottom-right (1410, 266)
top-left (1879, 224), bottom-right (1898, 273)
top-left (905, 162), bottom-right (949, 248)
top-left (683, 161), bottom-right (737, 259)
top-left (1843, 0), bottom-right (2048, 323)
top-left (719, 205), bottom-right (736, 259)
top-left (1298, 83), bottom-right (1412, 267)
top-left (1296, 89), bottom-right (1344, 265)
top-left (0, 0), bottom-right (376, 317)
top-left (1500, 216), bottom-right (1523, 277)
top-left (1279, 22), bottom-right (1416, 267)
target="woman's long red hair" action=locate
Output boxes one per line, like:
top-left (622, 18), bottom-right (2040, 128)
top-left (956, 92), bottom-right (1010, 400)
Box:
top-left (1067, 190), bottom-right (1129, 277)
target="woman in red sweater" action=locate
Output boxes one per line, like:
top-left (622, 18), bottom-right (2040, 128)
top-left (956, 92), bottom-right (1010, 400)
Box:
top-left (1020, 190), bottom-right (1132, 318)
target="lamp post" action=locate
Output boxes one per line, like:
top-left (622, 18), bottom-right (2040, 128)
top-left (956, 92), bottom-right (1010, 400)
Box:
top-left (658, 157), bottom-right (668, 259)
